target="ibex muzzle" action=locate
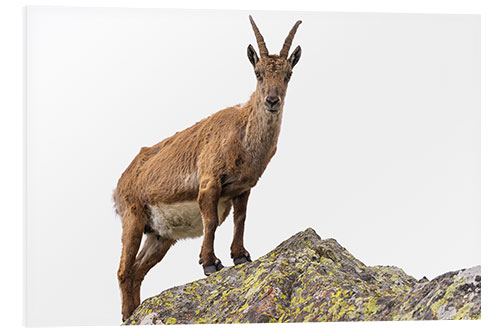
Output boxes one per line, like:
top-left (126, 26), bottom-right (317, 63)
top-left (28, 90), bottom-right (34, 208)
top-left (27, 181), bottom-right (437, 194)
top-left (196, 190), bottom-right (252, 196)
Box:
top-left (114, 15), bottom-right (302, 322)
top-left (265, 87), bottom-right (280, 111)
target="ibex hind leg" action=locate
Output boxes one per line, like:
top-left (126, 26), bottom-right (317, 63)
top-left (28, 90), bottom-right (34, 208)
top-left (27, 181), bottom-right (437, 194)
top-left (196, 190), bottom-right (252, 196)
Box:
top-left (132, 234), bottom-right (176, 308)
top-left (117, 207), bottom-right (145, 322)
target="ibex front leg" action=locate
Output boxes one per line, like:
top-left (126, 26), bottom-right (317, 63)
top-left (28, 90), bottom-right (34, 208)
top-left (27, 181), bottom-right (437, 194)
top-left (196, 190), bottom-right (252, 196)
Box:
top-left (198, 178), bottom-right (224, 275)
top-left (231, 190), bottom-right (252, 265)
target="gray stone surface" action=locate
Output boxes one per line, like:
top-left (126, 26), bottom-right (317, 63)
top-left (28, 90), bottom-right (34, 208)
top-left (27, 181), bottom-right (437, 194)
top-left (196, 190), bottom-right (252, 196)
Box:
top-left (123, 228), bottom-right (481, 325)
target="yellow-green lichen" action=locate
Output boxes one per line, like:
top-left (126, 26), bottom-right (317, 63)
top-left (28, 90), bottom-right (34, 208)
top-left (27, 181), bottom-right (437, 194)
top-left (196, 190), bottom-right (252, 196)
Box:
top-left (453, 302), bottom-right (473, 320)
top-left (163, 317), bottom-right (177, 325)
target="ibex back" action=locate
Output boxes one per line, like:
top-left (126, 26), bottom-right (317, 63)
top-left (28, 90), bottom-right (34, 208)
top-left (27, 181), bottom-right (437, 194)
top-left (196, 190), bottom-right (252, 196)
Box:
top-left (114, 15), bottom-right (302, 321)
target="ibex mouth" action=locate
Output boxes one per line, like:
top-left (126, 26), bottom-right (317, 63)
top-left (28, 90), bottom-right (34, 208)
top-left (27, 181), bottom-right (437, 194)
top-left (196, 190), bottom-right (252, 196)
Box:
top-left (267, 109), bottom-right (280, 114)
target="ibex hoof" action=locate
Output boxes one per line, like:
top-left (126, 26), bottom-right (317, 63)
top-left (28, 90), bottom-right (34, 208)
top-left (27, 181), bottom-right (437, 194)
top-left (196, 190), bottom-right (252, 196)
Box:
top-left (203, 260), bottom-right (224, 276)
top-left (233, 254), bottom-right (252, 266)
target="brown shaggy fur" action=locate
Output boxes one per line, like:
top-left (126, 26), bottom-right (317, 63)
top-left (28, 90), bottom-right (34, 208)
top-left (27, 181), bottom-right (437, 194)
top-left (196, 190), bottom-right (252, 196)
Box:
top-left (114, 16), bottom-right (302, 321)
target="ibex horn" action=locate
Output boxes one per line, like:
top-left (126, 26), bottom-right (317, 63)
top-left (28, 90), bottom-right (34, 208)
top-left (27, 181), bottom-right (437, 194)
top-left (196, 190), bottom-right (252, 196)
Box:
top-left (279, 20), bottom-right (302, 58)
top-left (249, 15), bottom-right (269, 58)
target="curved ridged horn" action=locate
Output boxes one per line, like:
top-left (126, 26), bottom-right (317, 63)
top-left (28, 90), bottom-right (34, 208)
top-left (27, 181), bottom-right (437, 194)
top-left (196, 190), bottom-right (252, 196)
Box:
top-left (249, 15), bottom-right (269, 57)
top-left (279, 20), bottom-right (302, 58)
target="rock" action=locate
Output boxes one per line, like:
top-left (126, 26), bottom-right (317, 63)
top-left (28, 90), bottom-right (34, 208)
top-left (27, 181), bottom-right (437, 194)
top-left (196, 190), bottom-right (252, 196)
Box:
top-left (123, 228), bottom-right (481, 325)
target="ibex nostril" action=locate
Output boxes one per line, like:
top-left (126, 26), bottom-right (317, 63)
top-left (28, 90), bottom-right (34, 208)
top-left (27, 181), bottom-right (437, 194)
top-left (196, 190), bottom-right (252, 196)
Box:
top-left (266, 96), bottom-right (279, 107)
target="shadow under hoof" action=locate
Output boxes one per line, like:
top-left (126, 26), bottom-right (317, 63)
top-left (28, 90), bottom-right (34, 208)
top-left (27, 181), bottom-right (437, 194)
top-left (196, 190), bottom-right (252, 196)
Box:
top-left (233, 255), bottom-right (252, 266)
top-left (203, 260), bottom-right (224, 276)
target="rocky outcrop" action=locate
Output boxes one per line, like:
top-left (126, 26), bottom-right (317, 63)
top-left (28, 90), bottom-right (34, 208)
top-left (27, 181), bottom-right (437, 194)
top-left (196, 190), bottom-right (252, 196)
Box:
top-left (123, 228), bottom-right (480, 325)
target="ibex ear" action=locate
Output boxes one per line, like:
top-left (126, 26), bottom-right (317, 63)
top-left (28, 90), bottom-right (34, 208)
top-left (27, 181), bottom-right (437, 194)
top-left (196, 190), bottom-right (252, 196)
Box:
top-left (288, 45), bottom-right (301, 68)
top-left (247, 44), bottom-right (259, 68)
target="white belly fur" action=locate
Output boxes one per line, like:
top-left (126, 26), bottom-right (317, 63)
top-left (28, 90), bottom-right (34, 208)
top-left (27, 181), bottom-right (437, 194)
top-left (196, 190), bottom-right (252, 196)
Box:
top-left (148, 199), bottom-right (232, 240)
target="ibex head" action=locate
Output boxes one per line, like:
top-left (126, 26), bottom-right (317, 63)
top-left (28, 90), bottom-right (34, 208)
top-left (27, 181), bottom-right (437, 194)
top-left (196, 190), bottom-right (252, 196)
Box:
top-left (247, 16), bottom-right (302, 114)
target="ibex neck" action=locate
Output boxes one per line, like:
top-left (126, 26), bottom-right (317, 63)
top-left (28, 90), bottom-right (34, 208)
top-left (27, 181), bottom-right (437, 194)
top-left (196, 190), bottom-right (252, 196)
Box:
top-left (243, 93), bottom-right (283, 161)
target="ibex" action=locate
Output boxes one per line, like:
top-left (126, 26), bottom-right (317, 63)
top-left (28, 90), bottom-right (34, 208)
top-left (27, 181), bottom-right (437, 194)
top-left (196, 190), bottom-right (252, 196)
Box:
top-left (114, 15), bottom-right (302, 321)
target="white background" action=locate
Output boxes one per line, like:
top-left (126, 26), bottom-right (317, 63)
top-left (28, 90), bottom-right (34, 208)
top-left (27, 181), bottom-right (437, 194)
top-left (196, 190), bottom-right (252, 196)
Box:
top-left (1, 0), bottom-right (499, 332)
top-left (24, 7), bottom-right (480, 326)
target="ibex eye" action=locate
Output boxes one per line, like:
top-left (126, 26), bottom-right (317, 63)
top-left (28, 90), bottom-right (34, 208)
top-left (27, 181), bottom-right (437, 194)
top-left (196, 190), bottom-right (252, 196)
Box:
top-left (285, 71), bottom-right (293, 81)
top-left (255, 71), bottom-right (263, 81)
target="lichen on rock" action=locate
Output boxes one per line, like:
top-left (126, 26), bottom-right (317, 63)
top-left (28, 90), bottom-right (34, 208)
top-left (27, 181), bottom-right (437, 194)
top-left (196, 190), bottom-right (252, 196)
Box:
top-left (123, 228), bottom-right (480, 325)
